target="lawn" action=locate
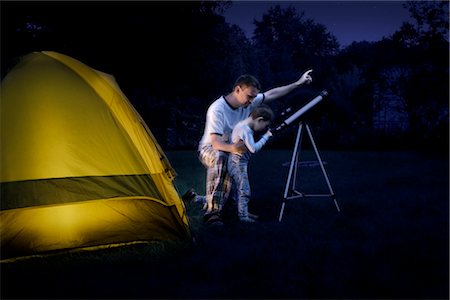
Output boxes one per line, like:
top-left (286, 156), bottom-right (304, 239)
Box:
top-left (1, 150), bottom-right (448, 299)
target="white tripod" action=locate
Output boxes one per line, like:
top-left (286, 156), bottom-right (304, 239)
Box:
top-left (278, 122), bottom-right (341, 222)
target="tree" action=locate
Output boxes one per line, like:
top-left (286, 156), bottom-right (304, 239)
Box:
top-left (252, 5), bottom-right (339, 86)
top-left (394, 0), bottom-right (449, 47)
top-left (388, 1), bottom-right (449, 145)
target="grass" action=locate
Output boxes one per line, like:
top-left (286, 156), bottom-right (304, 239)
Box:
top-left (1, 150), bottom-right (448, 299)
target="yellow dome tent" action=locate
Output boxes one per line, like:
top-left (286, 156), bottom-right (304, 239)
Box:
top-left (0, 51), bottom-right (190, 260)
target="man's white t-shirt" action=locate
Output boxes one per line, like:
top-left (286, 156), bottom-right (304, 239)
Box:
top-left (198, 94), bottom-right (265, 148)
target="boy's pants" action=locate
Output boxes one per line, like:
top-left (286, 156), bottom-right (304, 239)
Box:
top-left (198, 144), bottom-right (232, 212)
top-left (228, 154), bottom-right (251, 219)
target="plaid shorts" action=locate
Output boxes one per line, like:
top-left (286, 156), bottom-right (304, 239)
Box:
top-left (198, 144), bottom-right (232, 211)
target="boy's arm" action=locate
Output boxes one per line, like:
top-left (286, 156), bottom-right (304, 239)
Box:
top-left (242, 129), bottom-right (272, 154)
top-left (263, 69), bottom-right (313, 103)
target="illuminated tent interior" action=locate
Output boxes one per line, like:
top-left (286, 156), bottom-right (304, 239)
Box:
top-left (0, 51), bottom-right (190, 260)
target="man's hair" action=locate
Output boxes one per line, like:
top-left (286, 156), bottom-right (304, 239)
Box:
top-left (250, 104), bottom-right (274, 122)
top-left (233, 74), bottom-right (261, 90)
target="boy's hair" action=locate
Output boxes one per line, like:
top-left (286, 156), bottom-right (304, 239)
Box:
top-left (233, 74), bottom-right (261, 91)
top-left (250, 104), bottom-right (274, 122)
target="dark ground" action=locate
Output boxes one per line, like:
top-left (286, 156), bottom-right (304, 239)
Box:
top-left (1, 150), bottom-right (449, 299)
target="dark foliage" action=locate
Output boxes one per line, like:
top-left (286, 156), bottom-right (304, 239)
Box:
top-left (1, 1), bottom-right (448, 151)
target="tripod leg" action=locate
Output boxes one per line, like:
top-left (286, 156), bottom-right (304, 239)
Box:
top-left (305, 124), bottom-right (341, 212)
top-left (292, 125), bottom-right (303, 192)
top-left (278, 202), bottom-right (286, 222)
top-left (279, 123), bottom-right (303, 222)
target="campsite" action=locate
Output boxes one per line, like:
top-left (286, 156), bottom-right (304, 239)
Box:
top-left (0, 52), bottom-right (448, 299)
top-left (2, 149), bottom-right (448, 299)
top-left (1, 1), bottom-right (449, 299)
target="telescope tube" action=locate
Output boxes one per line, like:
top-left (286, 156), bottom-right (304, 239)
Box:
top-left (275, 90), bottom-right (328, 131)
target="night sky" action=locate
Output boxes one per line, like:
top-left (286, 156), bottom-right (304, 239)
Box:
top-left (223, 1), bottom-right (412, 47)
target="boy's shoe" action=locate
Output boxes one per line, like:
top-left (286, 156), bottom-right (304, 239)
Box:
top-left (239, 216), bottom-right (256, 223)
top-left (248, 212), bottom-right (259, 220)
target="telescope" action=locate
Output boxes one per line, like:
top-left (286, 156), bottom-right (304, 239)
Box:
top-left (276, 89), bottom-right (340, 222)
top-left (274, 90), bottom-right (328, 132)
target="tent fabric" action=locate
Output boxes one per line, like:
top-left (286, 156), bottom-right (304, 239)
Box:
top-left (0, 51), bottom-right (190, 259)
top-left (1, 197), bottom-right (188, 259)
top-left (0, 174), bottom-right (163, 210)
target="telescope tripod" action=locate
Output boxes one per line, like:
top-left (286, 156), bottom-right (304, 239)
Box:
top-left (278, 122), bottom-right (341, 222)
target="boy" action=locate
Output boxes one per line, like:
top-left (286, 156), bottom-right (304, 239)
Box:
top-left (228, 104), bottom-right (274, 222)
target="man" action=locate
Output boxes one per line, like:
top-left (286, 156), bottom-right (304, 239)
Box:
top-left (198, 70), bottom-right (313, 224)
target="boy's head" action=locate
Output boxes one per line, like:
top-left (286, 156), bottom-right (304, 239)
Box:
top-left (249, 104), bottom-right (274, 132)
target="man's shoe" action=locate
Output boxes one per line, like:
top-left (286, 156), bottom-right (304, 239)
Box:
top-left (204, 212), bottom-right (224, 226)
top-left (181, 188), bottom-right (196, 203)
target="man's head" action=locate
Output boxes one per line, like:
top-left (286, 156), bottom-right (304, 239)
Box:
top-left (249, 104), bottom-right (274, 132)
top-left (232, 74), bottom-right (261, 107)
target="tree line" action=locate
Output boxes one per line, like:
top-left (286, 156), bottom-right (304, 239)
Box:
top-left (1, 1), bottom-right (448, 151)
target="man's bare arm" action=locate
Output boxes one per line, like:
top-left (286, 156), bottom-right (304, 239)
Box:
top-left (264, 69), bottom-right (313, 102)
top-left (210, 134), bottom-right (246, 154)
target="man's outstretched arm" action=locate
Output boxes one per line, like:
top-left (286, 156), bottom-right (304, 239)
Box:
top-left (264, 69), bottom-right (313, 102)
